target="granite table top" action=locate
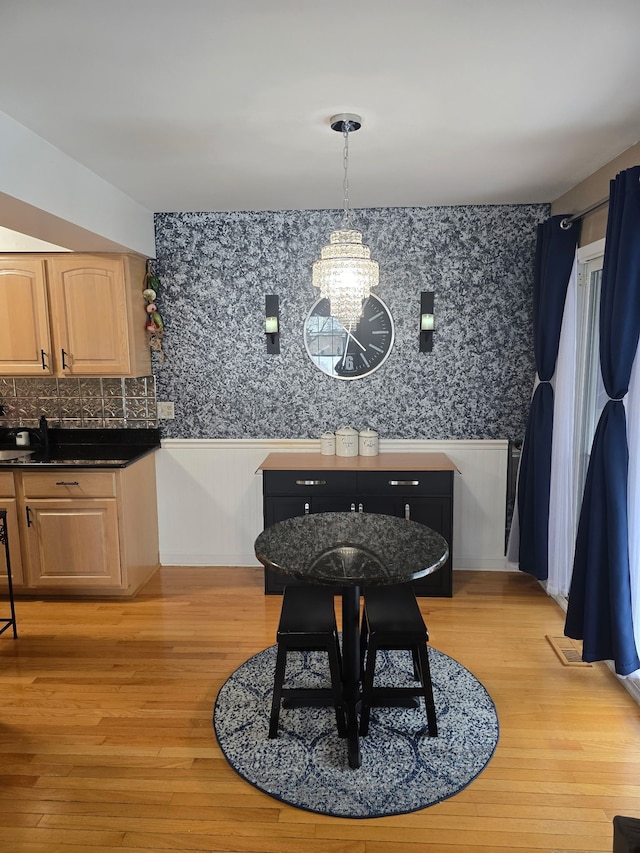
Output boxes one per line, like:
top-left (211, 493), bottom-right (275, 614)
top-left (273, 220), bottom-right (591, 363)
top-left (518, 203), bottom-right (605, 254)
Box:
top-left (254, 511), bottom-right (449, 587)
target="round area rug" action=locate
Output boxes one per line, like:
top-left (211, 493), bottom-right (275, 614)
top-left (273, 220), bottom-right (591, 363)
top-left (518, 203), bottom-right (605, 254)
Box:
top-left (213, 645), bottom-right (499, 818)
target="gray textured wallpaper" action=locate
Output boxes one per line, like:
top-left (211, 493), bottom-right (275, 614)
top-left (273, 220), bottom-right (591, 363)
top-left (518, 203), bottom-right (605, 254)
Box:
top-left (153, 205), bottom-right (547, 440)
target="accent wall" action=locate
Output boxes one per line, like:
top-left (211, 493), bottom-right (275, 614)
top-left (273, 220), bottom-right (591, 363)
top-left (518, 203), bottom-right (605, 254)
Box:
top-left (153, 204), bottom-right (548, 441)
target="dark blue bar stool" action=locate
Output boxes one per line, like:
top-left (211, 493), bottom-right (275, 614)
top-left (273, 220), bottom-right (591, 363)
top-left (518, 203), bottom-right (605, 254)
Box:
top-left (359, 584), bottom-right (436, 737)
top-left (269, 584), bottom-right (346, 738)
top-left (0, 510), bottom-right (18, 639)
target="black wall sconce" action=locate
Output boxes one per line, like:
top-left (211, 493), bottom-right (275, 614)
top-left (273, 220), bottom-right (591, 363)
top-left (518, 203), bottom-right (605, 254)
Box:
top-left (419, 291), bottom-right (435, 352)
top-left (265, 294), bottom-right (280, 354)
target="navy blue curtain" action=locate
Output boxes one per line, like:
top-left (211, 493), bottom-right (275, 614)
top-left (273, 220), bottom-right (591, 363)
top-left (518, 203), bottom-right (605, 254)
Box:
top-left (517, 215), bottom-right (579, 579)
top-left (565, 166), bottom-right (640, 675)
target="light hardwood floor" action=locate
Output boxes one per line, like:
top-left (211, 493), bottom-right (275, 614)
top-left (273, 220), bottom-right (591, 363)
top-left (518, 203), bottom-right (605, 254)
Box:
top-left (0, 567), bottom-right (639, 853)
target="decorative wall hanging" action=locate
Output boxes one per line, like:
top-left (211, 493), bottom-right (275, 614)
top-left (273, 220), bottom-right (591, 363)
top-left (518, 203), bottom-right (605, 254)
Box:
top-left (142, 260), bottom-right (165, 362)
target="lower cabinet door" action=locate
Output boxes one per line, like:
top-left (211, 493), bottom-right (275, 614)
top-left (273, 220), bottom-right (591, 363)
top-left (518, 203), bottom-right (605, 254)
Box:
top-left (23, 499), bottom-right (121, 588)
top-left (0, 499), bottom-right (24, 587)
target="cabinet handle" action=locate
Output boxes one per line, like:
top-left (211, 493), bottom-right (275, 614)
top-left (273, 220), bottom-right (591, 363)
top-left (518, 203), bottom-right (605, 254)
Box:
top-left (55, 481), bottom-right (79, 486)
top-left (61, 348), bottom-right (71, 370)
top-left (25, 506), bottom-right (32, 527)
top-left (350, 503), bottom-right (356, 512)
top-left (358, 503), bottom-right (364, 513)
top-left (295, 479), bottom-right (326, 486)
top-left (304, 502), bottom-right (310, 514)
top-left (388, 480), bottom-right (420, 487)
top-left (40, 349), bottom-right (48, 370)
top-left (405, 503), bottom-right (411, 520)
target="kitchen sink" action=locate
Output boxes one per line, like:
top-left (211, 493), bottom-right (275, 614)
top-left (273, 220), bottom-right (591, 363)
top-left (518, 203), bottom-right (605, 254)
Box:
top-left (0, 449), bottom-right (34, 462)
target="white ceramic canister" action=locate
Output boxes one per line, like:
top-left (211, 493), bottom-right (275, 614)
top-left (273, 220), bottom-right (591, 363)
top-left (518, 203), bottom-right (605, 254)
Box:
top-left (320, 431), bottom-right (336, 455)
top-left (358, 428), bottom-right (379, 456)
top-left (335, 426), bottom-right (359, 457)
top-left (15, 430), bottom-right (30, 447)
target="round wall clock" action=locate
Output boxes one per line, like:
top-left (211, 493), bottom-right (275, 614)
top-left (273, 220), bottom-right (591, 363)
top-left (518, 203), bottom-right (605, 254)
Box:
top-left (304, 295), bottom-right (395, 380)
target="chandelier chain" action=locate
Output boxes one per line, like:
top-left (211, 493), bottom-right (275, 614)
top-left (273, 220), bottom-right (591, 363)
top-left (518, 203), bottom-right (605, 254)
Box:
top-left (342, 125), bottom-right (351, 226)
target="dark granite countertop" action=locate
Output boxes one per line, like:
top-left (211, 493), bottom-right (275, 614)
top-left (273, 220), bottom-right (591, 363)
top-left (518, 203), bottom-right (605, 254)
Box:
top-left (254, 511), bottom-right (449, 587)
top-left (0, 427), bottom-right (161, 469)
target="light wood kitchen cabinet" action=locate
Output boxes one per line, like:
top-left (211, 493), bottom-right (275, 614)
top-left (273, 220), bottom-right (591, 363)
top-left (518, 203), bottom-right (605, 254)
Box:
top-left (14, 453), bottom-right (159, 596)
top-left (0, 472), bottom-right (24, 587)
top-left (0, 254), bottom-right (150, 377)
top-left (20, 471), bottom-right (120, 589)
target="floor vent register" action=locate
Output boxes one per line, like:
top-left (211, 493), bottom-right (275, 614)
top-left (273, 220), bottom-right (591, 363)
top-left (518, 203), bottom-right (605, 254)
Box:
top-left (546, 635), bottom-right (592, 667)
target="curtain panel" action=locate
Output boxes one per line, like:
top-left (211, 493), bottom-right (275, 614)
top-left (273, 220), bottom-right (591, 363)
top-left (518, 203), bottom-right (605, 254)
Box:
top-left (566, 166), bottom-right (640, 676)
top-left (517, 216), bottom-right (579, 580)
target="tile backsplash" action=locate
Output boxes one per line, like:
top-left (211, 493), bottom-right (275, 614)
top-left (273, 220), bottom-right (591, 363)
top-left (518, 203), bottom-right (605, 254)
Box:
top-left (0, 376), bottom-right (157, 429)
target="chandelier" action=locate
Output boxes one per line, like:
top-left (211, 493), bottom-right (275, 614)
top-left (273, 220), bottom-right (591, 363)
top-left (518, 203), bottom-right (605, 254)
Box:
top-left (312, 114), bottom-right (379, 331)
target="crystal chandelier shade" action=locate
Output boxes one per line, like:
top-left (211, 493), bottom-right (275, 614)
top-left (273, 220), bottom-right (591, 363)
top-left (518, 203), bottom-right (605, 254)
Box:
top-left (312, 114), bottom-right (379, 331)
top-left (312, 229), bottom-right (379, 331)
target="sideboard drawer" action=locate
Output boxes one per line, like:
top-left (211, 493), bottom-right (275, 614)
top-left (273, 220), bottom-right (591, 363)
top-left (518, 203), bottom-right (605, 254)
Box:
top-left (356, 470), bottom-right (452, 496)
top-left (263, 470), bottom-right (357, 496)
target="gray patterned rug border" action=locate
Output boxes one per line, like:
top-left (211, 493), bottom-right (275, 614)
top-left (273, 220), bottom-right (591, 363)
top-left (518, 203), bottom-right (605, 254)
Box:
top-left (213, 645), bottom-right (499, 818)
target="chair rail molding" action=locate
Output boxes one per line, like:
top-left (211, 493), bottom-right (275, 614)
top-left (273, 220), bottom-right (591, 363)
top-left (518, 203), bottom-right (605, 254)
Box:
top-left (155, 438), bottom-right (509, 571)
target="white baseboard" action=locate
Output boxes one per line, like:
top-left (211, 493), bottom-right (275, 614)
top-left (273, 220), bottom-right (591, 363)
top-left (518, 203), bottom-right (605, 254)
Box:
top-left (455, 558), bottom-right (509, 571)
top-left (160, 554), bottom-right (260, 567)
top-left (158, 559), bottom-right (510, 573)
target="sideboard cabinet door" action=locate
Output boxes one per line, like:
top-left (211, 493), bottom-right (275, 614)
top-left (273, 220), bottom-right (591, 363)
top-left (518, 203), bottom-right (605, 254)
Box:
top-left (263, 486), bottom-right (357, 593)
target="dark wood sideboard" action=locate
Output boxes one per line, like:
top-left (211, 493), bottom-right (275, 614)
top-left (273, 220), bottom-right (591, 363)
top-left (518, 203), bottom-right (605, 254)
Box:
top-left (259, 452), bottom-right (456, 596)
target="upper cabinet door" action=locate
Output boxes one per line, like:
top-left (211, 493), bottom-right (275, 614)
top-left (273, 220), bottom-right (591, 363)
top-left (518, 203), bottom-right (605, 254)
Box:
top-left (46, 256), bottom-right (132, 375)
top-left (0, 253), bottom-right (151, 378)
top-left (0, 259), bottom-right (53, 375)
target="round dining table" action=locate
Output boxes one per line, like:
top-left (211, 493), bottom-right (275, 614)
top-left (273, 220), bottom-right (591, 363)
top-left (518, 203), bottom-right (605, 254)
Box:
top-left (254, 511), bottom-right (449, 768)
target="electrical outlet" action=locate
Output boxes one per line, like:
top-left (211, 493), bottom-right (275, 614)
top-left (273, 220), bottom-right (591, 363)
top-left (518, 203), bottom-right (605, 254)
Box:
top-left (157, 401), bottom-right (175, 419)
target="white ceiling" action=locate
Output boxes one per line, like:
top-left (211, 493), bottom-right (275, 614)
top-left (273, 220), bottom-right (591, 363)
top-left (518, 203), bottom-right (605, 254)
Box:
top-left (2, 0), bottom-right (640, 214)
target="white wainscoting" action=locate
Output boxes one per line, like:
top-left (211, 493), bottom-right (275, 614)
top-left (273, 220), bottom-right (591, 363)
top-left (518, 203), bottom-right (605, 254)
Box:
top-left (155, 439), bottom-right (509, 571)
